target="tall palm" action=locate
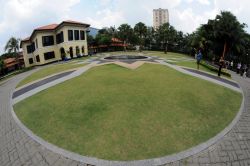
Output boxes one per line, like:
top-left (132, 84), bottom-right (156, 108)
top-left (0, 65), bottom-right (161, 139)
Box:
top-left (4, 37), bottom-right (21, 69)
top-left (213, 11), bottom-right (246, 76)
top-left (5, 37), bottom-right (20, 53)
top-left (134, 22), bottom-right (147, 51)
top-left (157, 23), bottom-right (177, 53)
top-left (118, 24), bottom-right (133, 51)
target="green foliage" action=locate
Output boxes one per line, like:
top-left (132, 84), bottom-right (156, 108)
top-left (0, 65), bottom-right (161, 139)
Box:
top-left (5, 37), bottom-right (20, 53)
top-left (92, 11), bottom-right (250, 65)
top-left (117, 24), bottom-right (133, 43)
top-left (87, 35), bottom-right (95, 45)
top-left (134, 22), bottom-right (147, 46)
top-left (191, 11), bottom-right (248, 63)
top-left (200, 61), bottom-right (231, 77)
top-left (0, 59), bottom-right (4, 75)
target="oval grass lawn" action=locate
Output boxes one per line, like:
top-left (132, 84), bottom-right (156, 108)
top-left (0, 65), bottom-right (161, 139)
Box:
top-left (14, 64), bottom-right (242, 161)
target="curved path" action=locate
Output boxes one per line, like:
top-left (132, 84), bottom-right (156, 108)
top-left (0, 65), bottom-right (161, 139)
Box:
top-left (0, 60), bottom-right (250, 165)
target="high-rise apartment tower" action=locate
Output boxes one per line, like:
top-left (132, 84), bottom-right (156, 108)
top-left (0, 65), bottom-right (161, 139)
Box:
top-left (153, 8), bottom-right (169, 29)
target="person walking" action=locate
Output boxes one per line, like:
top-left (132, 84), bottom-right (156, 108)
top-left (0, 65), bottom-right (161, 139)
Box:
top-left (196, 50), bottom-right (202, 70)
top-left (218, 57), bottom-right (225, 77)
top-left (242, 64), bottom-right (247, 77)
top-left (230, 61), bottom-right (234, 70)
top-left (237, 62), bottom-right (241, 74)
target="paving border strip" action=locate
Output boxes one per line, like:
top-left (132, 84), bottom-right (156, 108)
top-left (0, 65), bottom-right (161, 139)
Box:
top-left (13, 71), bottom-right (75, 98)
top-left (10, 59), bottom-right (245, 166)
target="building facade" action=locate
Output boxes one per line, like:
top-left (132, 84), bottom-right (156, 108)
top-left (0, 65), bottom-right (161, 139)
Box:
top-left (21, 20), bottom-right (90, 67)
top-left (153, 8), bottom-right (169, 29)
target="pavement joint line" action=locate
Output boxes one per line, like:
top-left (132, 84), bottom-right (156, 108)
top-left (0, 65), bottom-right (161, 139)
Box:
top-left (157, 60), bottom-right (241, 93)
top-left (8, 57), bottom-right (246, 166)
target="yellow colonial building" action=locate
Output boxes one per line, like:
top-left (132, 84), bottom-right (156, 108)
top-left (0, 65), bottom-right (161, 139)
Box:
top-left (21, 20), bottom-right (90, 67)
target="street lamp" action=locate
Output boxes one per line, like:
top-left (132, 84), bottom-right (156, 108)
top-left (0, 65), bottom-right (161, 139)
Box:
top-left (164, 40), bottom-right (168, 54)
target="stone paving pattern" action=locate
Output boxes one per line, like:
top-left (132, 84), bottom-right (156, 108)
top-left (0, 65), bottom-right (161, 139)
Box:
top-left (1, 66), bottom-right (250, 165)
top-left (164, 73), bottom-right (250, 166)
top-left (183, 68), bottom-right (240, 88)
top-left (13, 71), bottom-right (75, 98)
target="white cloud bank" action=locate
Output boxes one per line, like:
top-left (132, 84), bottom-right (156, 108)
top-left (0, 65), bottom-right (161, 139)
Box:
top-left (0, 0), bottom-right (250, 53)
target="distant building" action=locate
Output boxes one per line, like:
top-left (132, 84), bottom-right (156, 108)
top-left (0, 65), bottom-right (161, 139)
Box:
top-left (21, 20), bottom-right (90, 67)
top-left (89, 38), bottom-right (128, 53)
top-left (153, 8), bottom-right (169, 29)
top-left (3, 53), bottom-right (24, 72)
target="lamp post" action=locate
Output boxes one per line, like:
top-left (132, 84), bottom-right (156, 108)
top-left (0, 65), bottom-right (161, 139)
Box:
top-left (164, 40), bottom-right (168, 54)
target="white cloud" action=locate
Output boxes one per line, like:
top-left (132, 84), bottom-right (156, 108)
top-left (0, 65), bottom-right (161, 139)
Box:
top-left (197, 0), bottom-right (210, 5)
top-left (0, 0), bottom-right (80, 35)
top-left (184, 0), bottom-right (210, 5)
top-left (0, 0), bottom-right (80, 53)
top-left (86, 9), bottom-right (126, 28)
top-left (213, 0), bottom-right (250, 27)
top-left (0, 0), bottom-right (250, 54)
top-left (171, 7), bottom-right (217, 33)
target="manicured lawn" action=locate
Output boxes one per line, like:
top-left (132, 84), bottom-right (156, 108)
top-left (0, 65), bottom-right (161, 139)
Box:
top-left (173, 60), bottom-right (231, 78)
top-left (113, 51), bottom-right (227, 76)
top-left (144, 51), bottom-right (191, 58)
top-left (17, 62), bottom-right (86, 88)
top-left (14, 64), bottom-right (242, 161)
top-left (175, 60), bottom-right (215, 72)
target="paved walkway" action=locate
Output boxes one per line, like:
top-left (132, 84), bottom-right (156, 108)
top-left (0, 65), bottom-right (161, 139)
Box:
top-left (1, 59), bottom-right (250, 165)
top-left (164, 73), bottom-right (250, 166)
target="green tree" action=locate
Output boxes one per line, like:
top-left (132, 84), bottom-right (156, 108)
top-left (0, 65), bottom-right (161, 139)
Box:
top-left (213, 11), bottom-right (246, 61)
top-left (0, 58), bottom-right (4, 75)
top-left (117, 24), bottom-right (133, 50)
top-left (4, 37), bottom-right (21, 69)
top-left (157, 23), bottom-right (177, 53)
top-left (134, 22), bottom-right (147, 51)
top-left (190, 11), bottom-right (248, 76)
top-left (95, 28), bottom-right (112, 46)
top-left (5, 37), bottom-right (20, 53)
top-left (145, 27), bottom-right (155, 50)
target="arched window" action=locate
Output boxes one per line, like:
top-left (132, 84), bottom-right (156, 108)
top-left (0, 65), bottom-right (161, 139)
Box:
top-left (82, 46), bottom-right (84, 54)
top-left (76, 46), bottom-right (80, 56)
top-left (69, 47), bottom-right (73, 58)
top-left (60, 47), bottom-right (66, 60)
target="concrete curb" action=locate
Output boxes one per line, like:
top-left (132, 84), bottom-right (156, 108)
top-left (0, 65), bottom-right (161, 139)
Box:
top-left (10, 60), bottom-right (245, 166)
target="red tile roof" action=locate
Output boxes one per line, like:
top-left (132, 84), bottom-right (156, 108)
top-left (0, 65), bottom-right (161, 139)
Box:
top-left (4, 58), bottom-right (16, 64)
top-left (21, 20), bottom-right (90, 44)
top-left (64, 20), bottom-right (85, 24)
top-left (35, 24), bottom-right (58, 30)
top-left (22, 37), bottom-right (30, 41)
top-left (112, 38), bottom-right (123, 43)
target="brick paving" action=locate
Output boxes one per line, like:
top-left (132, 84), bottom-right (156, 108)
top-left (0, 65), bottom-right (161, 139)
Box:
top-left (1, 66), bottom-right (250, 165)
top-left (164, 73), bottom-right (250, 166)
top-left (0, 71), bottom-right (89, 166)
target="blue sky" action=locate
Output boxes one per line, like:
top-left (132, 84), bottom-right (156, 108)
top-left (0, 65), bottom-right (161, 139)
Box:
top-left (0, 0), bottom-right (250, 54)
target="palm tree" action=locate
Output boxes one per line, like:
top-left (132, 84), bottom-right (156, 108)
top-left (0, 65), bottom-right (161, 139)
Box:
top-left (214, 12), bottom-right (245, 58)
top-left (145, 27), bottom-right (155, 50)
top-left (157, 23), bottom-right (177, 54)
top-left (4, 37), bottom-right (21, 69)
top-left (118, 24), bottom-right (133, 51)
top-left (213, 11), bottom-right (246, 76)
top-left (134, 22), bottom-right (147, 51)
top-left (5, 37), bottom-right (20, 53)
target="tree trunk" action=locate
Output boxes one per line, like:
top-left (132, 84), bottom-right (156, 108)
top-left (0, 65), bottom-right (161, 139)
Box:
top-left (218, 41), bottom-right (227, 77)
top-left (165, 44), bottom-right (168, 54)
top-left (222, 41), bottom-right (227, 59)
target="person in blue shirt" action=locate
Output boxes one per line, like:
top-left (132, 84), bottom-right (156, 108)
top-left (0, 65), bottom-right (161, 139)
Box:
top-left (196, 50), bottom-right (203, 70)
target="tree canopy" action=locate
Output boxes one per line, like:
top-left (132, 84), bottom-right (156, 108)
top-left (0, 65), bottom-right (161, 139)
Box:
top-left (88, 11), bottom-right (250, 65)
